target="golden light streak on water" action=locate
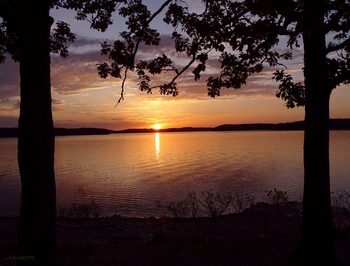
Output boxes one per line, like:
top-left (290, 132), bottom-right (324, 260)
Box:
top-left (155, 132), bottom-right (160, 159)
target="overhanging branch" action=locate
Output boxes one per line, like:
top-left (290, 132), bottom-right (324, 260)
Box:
top-left (326, 37), bottom-right (350, 54)
top-left (116, 0), bottom-right (173, 105)
top-left (330, 69), bottom-right (350, 89)
top-left (324, 2), bottom-right (350, 34)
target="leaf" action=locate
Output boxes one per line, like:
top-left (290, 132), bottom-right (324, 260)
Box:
top-left (50, 21), bottom-right (76, 58)
top-left (273, 70), bottom-right (305, 108)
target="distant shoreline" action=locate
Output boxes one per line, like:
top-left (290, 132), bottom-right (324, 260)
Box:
top-left (1, 118), bottom-right (350, 138)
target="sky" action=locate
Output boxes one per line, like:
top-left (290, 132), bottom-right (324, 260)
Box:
top-left (0, 1), bottom-right (350, 131)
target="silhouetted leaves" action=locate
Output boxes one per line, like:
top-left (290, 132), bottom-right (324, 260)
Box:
top-left (0, 22), bottom-right (7, 63)
top-left (0, 19), bottom-right (19, 62)
top-left (2, 0), bottom-right (350, 106)
top-left (50, 21), bottom-right (76, 58)
top-left (58, 0), bottom-right (124, 32)
top-left (273, 70), bottom-right (305, 108)
top-left (85, 0), bottom-right (350, 109)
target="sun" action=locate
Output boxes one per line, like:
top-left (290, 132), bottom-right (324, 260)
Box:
top-left (153, 124), bottom-right (161, 130)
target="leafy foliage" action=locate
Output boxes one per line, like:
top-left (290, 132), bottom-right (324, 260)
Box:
top-left (2, 0), bottom-right (350, 104)
top-left (50, 21), bottom-right (77, 58)
top-left (3, 0), bottom-right (349, 107)
top-left (0, 19), bottom-right (19, 62)
top-left (85, 0), bottom-right (350, 108)
top-left (57, 0), bottom-right (125, 32)
top-left (273, 70), bottom-right (305, 108)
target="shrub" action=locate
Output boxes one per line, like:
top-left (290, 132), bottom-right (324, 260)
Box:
top-left (331, 190), bottom-right (350, 210)
top-left (157, 189), bottom-right (256, 219)
top-left (57, 197), bottom-right (103, 218)
top-left (186, 191), bottom-right (201, 218)
top-left (156, 199), bottom-right (189, 218)
top-left (265, 188), bottom-right (289, 205)
top-left (199, 190), bottom-right (233, 219)
top-left (232, 191), bottom-right (255, 213)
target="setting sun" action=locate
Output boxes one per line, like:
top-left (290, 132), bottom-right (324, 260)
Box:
top-left (153, 124), bottom-right (161, 130)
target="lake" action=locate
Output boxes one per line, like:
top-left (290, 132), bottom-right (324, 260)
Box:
top-left (0, 131), bottom-right (349, 217)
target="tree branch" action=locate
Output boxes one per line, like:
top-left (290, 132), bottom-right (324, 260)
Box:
top-left (131, 0), bottom-right (172, 65)
top-left (324, 2), bottom-right (350, 34)
top-left (326, 37), bottom-right (350, 54)
top-left (115, 67), bottom-right (128, 107)
top-left (168, 51), bottom-right (197, 85)
top-left (146, 0), bottom-right (173, 25)
top-left (116, 0), bottom-right (173, 105)
top-left (330, 69), bottom-right (350, 89)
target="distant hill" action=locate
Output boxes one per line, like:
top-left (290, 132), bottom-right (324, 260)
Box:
top-left (111, 127), bottom-right (212, 134)
top-left (0, 127), bottom-right (110, 138)
top-left (112, 118), bottom-right (350, 134)
top-left (214, 119), bottom-right (350, 131)
top-left (54, 128), bottom-right (110, 136)
top-left (0, 128), bottom-right (18, 138)
top-left (1, 119), bottom-right (350, 138)
top-left (213, 121), bottom-right (305, 131)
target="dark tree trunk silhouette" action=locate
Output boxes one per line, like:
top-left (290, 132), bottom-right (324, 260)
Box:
top-left (292, 0), bottom-right (340, 264)
top-left (16, 1), bottom-right (57, 265)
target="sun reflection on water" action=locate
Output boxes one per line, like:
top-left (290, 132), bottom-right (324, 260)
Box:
top-left (155, 132), bottom-right (160, 158)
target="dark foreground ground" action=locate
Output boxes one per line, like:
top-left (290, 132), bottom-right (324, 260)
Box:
top-left (1, 202), bottom-right (350, 266)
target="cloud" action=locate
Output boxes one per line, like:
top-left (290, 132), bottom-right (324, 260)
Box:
top-left (52, 99), bottom-right (65, 105)
top-left (0, 98), bottom-right (20, 110)
top-left (68, 36), bottom-right (103, 49)
top-left (53, 110), bottom-right (145, 130)
top-left (0, 58), bottom-right (20, 106)
top-left (51, 50), bottom-right (113, 95)
top-left (0, 58), bottom-right (19, 86)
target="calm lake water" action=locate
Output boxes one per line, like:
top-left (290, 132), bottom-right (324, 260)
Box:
top-left (0, 131), bottom-right (349, 217)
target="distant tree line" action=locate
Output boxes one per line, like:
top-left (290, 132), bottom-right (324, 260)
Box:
top-left (0, 127), bottom-right (110, 138)
top-left (214, 119), bottom-right (350, 131)
top-left (1, 119), bottom-right (350, 137)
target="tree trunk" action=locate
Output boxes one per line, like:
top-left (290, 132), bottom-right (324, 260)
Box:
top-left (16, 1), bottom-right (58, 265)
top-left (290, 0), bottom-right (341, 264)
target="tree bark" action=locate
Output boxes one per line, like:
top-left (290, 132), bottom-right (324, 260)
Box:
top-left (15, 1), bottom-right (58, 265)
top-left (291, 0), bottom-right (341, 264)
